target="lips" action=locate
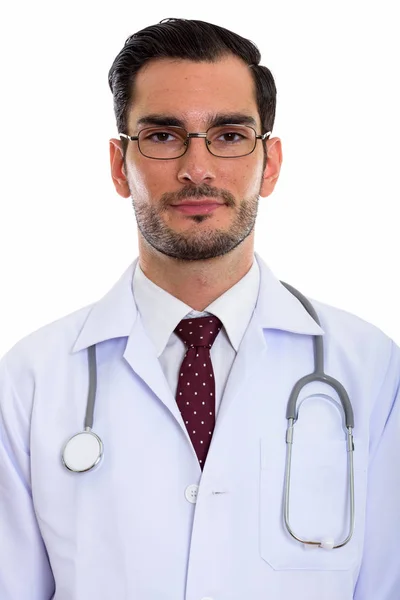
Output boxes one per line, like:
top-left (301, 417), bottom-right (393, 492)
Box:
top-left (170, 199), bottom-right (225, 206)
top-left (171, 202), bottom-right (224, 215)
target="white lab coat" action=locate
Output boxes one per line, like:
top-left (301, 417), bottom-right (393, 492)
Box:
top-left (1, 253), bottom-right (400, 600)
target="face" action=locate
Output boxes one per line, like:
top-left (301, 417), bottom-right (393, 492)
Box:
top-left (110, 55), bottom-right (282, 261)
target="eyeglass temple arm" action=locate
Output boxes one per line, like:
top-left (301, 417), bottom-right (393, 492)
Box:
top-left (119, 133), bottom-right (138, 141)
top-left (258, 131), bottom-right (272, 140)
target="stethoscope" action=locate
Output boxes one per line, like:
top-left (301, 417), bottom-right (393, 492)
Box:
top-left (61, 283), bottom-right (355, 550)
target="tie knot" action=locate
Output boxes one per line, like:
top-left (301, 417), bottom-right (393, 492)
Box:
top-left (174, 315), bottom-right (223, 349)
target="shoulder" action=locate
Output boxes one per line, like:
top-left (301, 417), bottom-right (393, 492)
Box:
top-left (309, 296), bottom-right (400, 395)
top-left (0, 302), bottom-right (95, 376)
top-left (310, 295), bottom-right (393, 349)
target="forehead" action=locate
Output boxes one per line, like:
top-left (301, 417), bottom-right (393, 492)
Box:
top-left (128, 55), bottom-right (260, 129)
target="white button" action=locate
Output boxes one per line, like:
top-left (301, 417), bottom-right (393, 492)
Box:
top-left (185, 484), bottom-right (199, 504)
top-left (201, 597), bottom-right (213, 600)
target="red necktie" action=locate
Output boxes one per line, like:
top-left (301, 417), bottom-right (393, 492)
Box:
top-left (174, 316), bottom-right (223, 469)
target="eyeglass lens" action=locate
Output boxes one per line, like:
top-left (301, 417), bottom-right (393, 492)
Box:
top-left (137, 125), bottom-right (256, 158)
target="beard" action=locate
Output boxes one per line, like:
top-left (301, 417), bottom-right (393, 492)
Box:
top-left (131, 182), bottom-right (262, 262)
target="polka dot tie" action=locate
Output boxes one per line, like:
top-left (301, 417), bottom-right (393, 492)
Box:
top-left (174, 316), bottom-right (223, 469)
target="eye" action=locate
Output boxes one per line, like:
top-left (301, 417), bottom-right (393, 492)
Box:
top-left (218, 131), bottom-right (244, 143)
top-left (144, 130), bottom-right (177, 143)
top-left (209, 126), bottom-right (252, 145)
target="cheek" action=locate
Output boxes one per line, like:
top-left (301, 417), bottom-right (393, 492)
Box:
top-left (220, 160), bottom-right (263, 196)
top-left (127, 160), bottom-right (173, 201)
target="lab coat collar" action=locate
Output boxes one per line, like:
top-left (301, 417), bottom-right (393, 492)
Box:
top-left (71, 252), bottom-right (324, 354)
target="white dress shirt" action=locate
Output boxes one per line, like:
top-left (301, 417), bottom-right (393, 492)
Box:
top-left (133, 255), bottom-right (260, 417)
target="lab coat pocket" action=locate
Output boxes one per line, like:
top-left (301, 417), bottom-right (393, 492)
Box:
top-left (260, 436), bottom-right (362, 571)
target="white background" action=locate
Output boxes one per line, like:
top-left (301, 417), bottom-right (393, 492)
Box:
top-left (1, 0), bottom-right (399, 356)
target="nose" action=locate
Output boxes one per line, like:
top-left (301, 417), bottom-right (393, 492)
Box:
top-left (176, 136), bottom-right (217, 186)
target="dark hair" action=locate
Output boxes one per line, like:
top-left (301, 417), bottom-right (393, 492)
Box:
top-left (108, 18), bottom-right (277, 163)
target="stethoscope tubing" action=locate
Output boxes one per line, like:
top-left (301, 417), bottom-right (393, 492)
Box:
top-left (85, 344), bottom-right (97, 430)
top-left (62, 282), bottom-right (356, 550)
top-left (280, 281), bottom-right (355, 549)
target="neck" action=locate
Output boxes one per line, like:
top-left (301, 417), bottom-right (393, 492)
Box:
top-left (138, 237), bottom-right (255, 312)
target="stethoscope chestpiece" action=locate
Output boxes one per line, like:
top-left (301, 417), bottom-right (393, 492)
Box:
top-left (62, 430), bottom-right (103, 473)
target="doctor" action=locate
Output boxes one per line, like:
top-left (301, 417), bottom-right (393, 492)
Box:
top-left (1, 17), bottom-right (400, 600)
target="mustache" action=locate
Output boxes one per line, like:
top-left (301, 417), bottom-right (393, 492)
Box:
top-left (161, 184), bottom-right (235, 205)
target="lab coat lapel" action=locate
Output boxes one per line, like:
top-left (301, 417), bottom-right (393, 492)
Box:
top-left (71, 260), bottom-right (184, 427)
top-left (123, 313), bottom-right (184, 425)
top-left (214, 309), bottom-right (269, 429)
top-left (214, 253), bottom-right (324, 429)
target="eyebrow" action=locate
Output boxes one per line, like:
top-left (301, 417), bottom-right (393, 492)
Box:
top-left (136, 113), bottom-right (258, 130)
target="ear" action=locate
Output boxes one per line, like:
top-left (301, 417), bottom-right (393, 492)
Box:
top-left (109, 138), bottom-right (131, 198)
top-left (259, 137), bottom-right (283, 198)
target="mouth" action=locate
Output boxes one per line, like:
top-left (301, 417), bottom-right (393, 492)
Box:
top-left (170, 198), bottom-right (226, 215)
top-left (170, 203), bottom-right (224, 215)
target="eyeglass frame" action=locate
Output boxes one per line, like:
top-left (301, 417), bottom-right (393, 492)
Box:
top-left (118, 124), bottom-right (272, 160)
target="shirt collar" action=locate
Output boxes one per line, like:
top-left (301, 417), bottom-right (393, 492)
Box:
top-left (132, 255), bottom-right (260, 356)
top-left (71, 252), bottom-right (324, 354)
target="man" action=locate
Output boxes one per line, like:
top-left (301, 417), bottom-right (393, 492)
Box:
top-left (0, 18), bottom-right (399, 600)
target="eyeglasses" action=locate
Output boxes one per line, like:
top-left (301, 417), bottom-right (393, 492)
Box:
top-left (119, 124), bottom-right (271, 160)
